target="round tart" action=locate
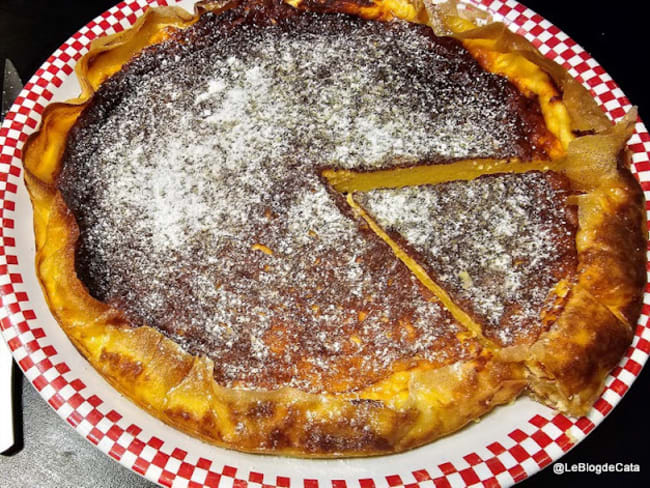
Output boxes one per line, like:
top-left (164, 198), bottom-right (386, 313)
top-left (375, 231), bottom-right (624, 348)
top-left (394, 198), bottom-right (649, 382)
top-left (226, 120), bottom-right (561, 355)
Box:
top-left (22, 0), bottom-right (646, 456)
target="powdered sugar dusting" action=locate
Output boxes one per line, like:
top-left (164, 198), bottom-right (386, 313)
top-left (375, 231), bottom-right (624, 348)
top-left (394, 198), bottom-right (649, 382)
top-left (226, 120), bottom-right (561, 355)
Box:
top-left (55, 10), bottom-right (508, 392)
top-left (357, 172), bottom-right (577, 346)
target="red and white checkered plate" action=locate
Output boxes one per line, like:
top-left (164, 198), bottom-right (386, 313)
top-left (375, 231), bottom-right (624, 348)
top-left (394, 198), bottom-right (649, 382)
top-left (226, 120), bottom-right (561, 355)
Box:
top-left (1, 1), bottom-right (648, 486)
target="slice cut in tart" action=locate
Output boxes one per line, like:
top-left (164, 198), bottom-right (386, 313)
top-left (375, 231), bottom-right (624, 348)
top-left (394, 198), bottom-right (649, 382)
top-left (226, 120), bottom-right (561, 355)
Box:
top-left (352, 171), bottom-right (578, 347)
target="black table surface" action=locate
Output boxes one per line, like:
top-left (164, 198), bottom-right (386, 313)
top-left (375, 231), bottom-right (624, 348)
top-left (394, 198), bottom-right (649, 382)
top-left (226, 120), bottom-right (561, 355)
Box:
top-left (1, 1), bottom-right (648, 487)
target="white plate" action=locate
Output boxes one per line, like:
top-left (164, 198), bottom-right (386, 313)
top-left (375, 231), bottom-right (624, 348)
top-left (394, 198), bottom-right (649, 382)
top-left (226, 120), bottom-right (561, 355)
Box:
top-left (1, 1), bottom-right (648, 486)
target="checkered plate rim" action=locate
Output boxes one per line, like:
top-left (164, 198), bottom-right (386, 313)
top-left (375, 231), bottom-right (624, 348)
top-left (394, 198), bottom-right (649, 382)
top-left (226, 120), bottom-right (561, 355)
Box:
top-left (1, 1), bottom-right (648, 487)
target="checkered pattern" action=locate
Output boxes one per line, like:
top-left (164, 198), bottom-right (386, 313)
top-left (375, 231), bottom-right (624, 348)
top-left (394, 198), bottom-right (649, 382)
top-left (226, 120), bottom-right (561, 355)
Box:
top-left (477, 0), bottom-right (633, 122)
top-left (378, 413), bottom-right (576, 488)
top-left (1, 1), bottom-right (649, 487)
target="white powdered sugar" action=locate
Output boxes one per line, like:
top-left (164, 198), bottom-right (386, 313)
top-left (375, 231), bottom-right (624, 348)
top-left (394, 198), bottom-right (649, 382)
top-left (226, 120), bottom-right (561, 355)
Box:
top-left (357, 172), bottom-right (577, 345)
top-left (55, 11), bottom-right (531, 391)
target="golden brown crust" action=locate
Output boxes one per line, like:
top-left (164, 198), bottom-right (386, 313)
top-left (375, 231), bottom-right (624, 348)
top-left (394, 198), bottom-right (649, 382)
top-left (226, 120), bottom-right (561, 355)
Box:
top-left (522, 113), bottom-right (646, 415)
top-left (452, 22), bottom-right (611, 136)
top-left (577, 175), bottom-right (646, 327)
top-left (527, 286), bottom-right (634, 415)
top-left (561, 113), bottom-right (645, 328)
top-left (22, 0), bottom-right (646, 455)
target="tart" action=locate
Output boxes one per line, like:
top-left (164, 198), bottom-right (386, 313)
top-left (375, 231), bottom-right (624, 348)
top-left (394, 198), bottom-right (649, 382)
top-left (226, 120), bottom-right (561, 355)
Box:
top-left (22, 0), bottom-right (646, 456)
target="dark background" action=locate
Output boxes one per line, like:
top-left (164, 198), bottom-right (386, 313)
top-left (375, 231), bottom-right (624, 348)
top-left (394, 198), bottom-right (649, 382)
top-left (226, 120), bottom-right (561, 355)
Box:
top-left (1, 1), bottom-right (648, 487)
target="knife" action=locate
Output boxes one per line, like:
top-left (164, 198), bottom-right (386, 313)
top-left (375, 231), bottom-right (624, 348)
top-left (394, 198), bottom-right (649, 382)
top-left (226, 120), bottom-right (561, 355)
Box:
top-left (0, 58), bottom-right (23, 453)
top-left (2, 59), bottom-right (23, 120)
top-left (0, 334), bottom-right (15, 454)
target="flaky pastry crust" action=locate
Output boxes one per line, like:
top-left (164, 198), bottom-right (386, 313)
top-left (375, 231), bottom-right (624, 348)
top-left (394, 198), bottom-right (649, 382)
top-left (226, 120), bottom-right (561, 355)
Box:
top-left (22, 0), bottom-right (646, 456)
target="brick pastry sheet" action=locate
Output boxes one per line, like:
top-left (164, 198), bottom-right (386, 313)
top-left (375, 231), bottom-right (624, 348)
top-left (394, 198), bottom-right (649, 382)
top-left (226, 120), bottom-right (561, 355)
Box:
top-left (1, 0), bottom-right (648, 486)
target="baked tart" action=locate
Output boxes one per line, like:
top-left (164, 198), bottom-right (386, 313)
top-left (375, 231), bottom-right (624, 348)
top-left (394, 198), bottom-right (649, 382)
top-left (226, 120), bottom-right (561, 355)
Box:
top-left (22, 0), bottom-right (646, 456)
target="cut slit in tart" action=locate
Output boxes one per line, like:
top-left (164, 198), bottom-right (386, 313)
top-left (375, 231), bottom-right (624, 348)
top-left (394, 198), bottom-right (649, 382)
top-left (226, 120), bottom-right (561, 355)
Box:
top-left (352, 171), bottom-right (579, 347)
top-left (22, 0), bottom-right (646, 456)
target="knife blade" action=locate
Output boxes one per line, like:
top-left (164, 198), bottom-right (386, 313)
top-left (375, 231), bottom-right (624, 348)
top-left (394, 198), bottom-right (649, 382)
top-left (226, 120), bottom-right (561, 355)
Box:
top-left (0, 58), bottom-right (22, 453)
top-left (2, 59), bottom-right (23, 121)
top-left (0, 337), bottom-right (14, 453)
